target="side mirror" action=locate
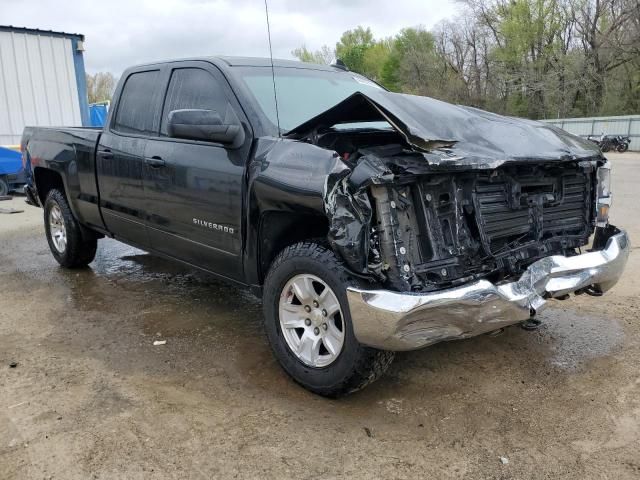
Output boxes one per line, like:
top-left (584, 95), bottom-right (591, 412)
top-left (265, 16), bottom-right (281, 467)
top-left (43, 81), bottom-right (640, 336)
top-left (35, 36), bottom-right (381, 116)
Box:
top-left (167, 109), bottom-right (243, 145)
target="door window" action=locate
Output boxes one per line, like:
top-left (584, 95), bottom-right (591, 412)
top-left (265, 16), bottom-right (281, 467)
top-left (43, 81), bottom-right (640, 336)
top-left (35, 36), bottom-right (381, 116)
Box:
top-left (113, 70), bottom-right (160, 135)
top-left (160, 68), bottom-right (229, 137)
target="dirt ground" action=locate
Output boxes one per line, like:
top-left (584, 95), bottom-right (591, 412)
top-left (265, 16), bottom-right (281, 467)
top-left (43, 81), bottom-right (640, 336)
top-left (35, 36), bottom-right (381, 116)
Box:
top-left (1, 152), bottom-right (639, 479)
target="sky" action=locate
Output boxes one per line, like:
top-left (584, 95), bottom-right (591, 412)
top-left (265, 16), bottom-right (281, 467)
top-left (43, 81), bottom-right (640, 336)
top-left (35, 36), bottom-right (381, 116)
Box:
top-left (0, 0), bottom-right (458, 75)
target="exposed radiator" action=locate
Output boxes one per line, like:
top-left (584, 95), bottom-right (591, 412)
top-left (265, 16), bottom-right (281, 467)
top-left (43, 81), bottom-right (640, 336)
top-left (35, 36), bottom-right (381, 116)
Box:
top-left (474, 173), bottom-right (591, 255)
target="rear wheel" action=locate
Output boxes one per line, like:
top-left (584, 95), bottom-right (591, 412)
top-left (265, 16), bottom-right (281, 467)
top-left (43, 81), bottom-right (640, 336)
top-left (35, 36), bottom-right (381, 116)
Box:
top-left (44, 189), bottom-right (97, 268)
top-left (263, 241), bottom-right (394, 397)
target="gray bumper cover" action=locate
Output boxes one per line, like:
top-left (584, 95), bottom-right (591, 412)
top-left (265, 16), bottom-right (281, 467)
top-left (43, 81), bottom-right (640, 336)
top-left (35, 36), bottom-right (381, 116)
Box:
top-left (346, 228), bottom-right (629, 351)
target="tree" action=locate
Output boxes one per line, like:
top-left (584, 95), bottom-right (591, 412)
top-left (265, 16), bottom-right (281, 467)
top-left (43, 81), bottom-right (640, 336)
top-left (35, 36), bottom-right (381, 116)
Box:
top-left (335, 26), bottom-right (376, 74)
top-left (570, 0), bottom-right (640, 114)
top-left (390, 27), bottom-right (440, 95)
top-left (291, 0), bottom-right (640, 119)
top-left (291, 45), bottom-right (334, 64)
top-left (86, 72), bottom-right (117, 104)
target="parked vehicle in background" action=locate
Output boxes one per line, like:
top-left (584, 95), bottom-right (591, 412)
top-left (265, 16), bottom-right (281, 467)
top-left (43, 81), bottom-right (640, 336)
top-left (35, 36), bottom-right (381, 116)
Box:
top-left (586, 134), bottom-right (602, 146)
top-left (587, 134), bottom-right (631, 153)
top-left (0, 146), bottom-right (25, 195)
top-left (21, 57), bottom-right (629, 397)
top-left (613, 135), bottom-right (630, 152)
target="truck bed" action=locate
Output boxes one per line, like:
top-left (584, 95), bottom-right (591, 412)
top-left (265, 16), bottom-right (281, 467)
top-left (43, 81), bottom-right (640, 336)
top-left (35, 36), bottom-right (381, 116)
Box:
top-left (22, 126), bottom-right (105, 231)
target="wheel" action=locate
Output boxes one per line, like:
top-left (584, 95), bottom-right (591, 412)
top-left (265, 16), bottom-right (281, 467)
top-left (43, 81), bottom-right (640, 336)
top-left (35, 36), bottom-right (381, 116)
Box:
top-left (617, 143), bottom-right (628, 153)
top-left (44, 189), bottom-right (97, 268)
top-left (600, 143), bottom-right (610, 152)
top-left (263, 241), bottom-right (394, 397)
top-left (0, 177), bottom-right (8, 196)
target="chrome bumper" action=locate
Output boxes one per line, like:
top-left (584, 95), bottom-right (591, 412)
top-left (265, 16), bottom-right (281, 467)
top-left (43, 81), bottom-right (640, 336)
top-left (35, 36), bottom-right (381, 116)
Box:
top-left (346, 227), bottom-right (630, 351)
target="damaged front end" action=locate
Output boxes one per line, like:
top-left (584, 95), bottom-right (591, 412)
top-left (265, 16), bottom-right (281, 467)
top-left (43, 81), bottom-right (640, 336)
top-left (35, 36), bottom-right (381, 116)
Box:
top-left (289, 90), bottom-right (630, 350)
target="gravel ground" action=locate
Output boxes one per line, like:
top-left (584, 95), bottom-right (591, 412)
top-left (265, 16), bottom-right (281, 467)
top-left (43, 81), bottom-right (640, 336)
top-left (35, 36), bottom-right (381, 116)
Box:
top-left (1, 152), bottom-right (639, 479)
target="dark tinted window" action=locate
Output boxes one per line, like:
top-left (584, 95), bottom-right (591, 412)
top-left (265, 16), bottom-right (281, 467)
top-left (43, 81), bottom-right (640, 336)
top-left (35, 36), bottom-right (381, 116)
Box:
top-left (160, 68), bottom-right (228, 136)
top-left (113, 70), bottom-right (160, 135)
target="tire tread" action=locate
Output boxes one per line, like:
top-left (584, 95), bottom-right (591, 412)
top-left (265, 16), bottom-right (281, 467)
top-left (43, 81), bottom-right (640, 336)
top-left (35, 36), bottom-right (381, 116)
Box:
top-left (44, 189), bottom-right (97, 268)
top-left (265, 241), bottom-right (394, 397)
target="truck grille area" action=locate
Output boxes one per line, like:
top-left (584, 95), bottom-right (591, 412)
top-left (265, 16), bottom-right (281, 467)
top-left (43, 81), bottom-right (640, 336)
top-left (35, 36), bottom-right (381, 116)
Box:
top-left (474, 171), bottom-right (592, 256)
top-left (384, 161), bottom-right (598, 291)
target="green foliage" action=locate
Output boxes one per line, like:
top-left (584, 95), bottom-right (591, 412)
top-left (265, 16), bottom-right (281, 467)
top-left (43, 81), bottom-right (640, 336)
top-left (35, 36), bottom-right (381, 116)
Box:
top-left (335, 26), bottom-right (376, 75)
top-left (291, 0), bottom-right (639, 119)
top-left (291, 45), bottom-right (334, 65)
top-left (380, 52), bottom-right (401, 91)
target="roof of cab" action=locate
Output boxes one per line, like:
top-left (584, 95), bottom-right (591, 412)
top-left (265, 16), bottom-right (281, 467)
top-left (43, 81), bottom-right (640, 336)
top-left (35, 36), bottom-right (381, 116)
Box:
top-left (216, 56), bottom-right (339, 71)
top-left (127, 56), bottom-right (342, 72)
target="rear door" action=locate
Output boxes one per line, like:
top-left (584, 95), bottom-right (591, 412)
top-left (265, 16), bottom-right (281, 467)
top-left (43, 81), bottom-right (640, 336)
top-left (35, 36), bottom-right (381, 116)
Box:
top-left (97, 68), bottom-right (163, 248)
top-left (143, 62), bottom-right (251, 280)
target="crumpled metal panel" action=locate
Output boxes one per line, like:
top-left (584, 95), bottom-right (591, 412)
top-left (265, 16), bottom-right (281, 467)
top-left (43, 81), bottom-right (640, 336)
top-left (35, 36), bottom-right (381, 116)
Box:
top-left (324, 177), bottom-right (372, 273)
top-left (286, 91), bottom-right (603, 166)
top-left (324, 154), bottom-right (393, 273)
top-left (346, 227), bottom-right (629, 351)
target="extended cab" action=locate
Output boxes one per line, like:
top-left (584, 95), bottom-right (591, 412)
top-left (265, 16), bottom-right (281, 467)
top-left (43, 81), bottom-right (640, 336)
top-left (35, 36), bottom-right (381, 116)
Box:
top-left (22, 57), bottom-right (629, 396)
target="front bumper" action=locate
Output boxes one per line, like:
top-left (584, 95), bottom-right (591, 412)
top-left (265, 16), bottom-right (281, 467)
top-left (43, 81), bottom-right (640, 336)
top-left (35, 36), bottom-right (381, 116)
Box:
top-left (346, 226), bottom-right (630, 351)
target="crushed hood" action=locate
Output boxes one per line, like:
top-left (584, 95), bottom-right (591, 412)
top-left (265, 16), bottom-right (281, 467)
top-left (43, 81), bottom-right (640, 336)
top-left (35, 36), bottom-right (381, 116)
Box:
top-left (286, 91), bottom-right (601, 164)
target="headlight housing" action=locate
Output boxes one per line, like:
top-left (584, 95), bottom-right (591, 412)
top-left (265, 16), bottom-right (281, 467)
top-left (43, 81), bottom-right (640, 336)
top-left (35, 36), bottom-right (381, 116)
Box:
top-left (595, 161), bottom-right (612, 227)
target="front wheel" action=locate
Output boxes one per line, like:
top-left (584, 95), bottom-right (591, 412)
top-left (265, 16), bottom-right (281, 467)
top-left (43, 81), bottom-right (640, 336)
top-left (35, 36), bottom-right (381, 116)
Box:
top-left (263, 241), bottom-right (394, 397)
top-left (617, 143), bottom-right (628, 153)
top-left (44, 189), bottom-right (97, 268)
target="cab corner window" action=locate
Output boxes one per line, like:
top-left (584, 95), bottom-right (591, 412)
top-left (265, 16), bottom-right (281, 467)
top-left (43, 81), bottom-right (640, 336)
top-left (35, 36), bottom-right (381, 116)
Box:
top-left (113, 70), bottom-right (160, 135)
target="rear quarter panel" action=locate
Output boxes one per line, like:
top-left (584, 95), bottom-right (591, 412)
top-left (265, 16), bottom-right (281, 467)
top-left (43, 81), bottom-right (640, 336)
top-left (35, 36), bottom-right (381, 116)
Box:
top-left (24, 127), bottom-right (105, 230)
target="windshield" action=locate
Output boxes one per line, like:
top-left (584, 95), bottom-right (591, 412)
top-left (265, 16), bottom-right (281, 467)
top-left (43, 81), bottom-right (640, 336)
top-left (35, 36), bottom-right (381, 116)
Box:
top-left (235, 66), bottom-right (387, 132)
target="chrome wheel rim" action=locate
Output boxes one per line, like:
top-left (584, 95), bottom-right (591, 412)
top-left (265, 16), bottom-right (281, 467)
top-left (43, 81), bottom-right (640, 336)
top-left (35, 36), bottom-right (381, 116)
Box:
top-left (49, 204), bottom-right (67, 253)
top-left (278, 274), bottom-right (345, 368)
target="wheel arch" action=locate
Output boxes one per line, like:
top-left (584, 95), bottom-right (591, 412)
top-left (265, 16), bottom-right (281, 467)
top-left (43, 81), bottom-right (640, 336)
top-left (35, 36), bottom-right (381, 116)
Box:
top-left (33, 167), bottom-right (66, 205)
top-left (36, 168), bottom-right (101, 241)
top-left (257, 211), bottom-right (329, 284)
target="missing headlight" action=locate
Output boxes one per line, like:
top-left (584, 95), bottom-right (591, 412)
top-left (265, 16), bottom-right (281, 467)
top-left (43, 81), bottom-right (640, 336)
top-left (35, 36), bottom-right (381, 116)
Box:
top-left (596, 161), bottom-right (612, 227)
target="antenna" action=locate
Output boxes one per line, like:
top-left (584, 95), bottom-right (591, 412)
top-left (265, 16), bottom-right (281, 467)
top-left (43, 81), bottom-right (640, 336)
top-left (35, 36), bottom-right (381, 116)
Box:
top-left (264, 0), bottom-right (281, 137)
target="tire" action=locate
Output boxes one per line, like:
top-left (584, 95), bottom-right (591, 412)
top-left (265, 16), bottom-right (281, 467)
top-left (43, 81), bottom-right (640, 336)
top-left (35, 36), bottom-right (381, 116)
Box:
top-left (263, 241), bottom-right (394, 397)
top-left (44, 189), bottom-right (97, 268)
top-left (600, 143), bottom-right (610, 152)
top-left (0, 177), bottom-right (8, 196)
top-left (617, 143), bottom-right (628, 153)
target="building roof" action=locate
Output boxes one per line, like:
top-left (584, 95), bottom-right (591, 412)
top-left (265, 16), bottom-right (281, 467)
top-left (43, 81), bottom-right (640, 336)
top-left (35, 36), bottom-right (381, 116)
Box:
top-left (0, 25), bottom-right (84, 41)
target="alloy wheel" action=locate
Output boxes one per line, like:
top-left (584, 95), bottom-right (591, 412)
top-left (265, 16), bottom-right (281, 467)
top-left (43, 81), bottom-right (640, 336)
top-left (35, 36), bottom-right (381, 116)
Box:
top-left (278, 274), bottom-right (345, 368)
top-left (49, 204), bottom-right (67, 253)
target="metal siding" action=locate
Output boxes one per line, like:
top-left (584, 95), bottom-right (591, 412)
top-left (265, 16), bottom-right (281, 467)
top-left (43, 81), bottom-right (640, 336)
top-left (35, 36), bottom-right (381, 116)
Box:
top-left (0, 32), bottom-right (23, 145)
top-left (0, 31), bottom-right (82, 145)
top-left (543, 115), bottom-right (640, 152)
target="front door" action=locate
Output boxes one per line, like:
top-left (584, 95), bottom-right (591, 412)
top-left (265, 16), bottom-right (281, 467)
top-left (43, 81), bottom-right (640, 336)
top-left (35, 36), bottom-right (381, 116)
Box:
top-left (143, 63), bottom-right (249, 280)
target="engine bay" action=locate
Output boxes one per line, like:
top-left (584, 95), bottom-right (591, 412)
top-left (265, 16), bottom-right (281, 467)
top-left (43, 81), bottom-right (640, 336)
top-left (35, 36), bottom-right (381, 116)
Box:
top-left (316, 128), bottom-right (598, 292)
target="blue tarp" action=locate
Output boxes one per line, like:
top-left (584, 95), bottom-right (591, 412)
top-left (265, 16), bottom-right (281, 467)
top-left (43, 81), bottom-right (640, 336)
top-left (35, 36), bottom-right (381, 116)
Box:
top-left (89, 104), bottom-right (108, 127)
top-left (0, 146), bottom-right (22, 176)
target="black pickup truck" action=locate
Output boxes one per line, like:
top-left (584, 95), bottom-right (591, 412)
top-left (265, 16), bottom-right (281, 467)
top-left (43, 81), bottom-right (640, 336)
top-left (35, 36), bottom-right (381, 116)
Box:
top-left (22, 57), bottom-right (629, 396)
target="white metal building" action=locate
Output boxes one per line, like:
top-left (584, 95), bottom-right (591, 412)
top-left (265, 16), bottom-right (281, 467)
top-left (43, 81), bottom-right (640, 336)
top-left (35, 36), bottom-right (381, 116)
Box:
top-left (0, 26), bottom-right (89, 146)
